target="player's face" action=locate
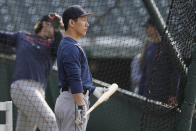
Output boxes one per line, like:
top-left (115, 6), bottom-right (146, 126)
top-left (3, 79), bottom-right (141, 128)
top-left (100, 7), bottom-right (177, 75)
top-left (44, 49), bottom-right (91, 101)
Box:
top-left (73, 16), bottom-right (89, 37)
top-left (146, 25), bottom-right (161, 42)
top-left (146, 25), bottom-right (155, 38)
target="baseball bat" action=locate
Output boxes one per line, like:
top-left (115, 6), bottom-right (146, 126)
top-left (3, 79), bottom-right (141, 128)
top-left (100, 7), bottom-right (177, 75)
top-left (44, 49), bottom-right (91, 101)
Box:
top-left (85, 83), bottom-right (118, 116)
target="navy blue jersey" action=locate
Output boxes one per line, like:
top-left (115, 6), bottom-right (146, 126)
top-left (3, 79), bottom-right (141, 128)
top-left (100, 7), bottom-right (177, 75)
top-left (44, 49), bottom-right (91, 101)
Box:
top-left (0, 31), bottom-right (58, 86)
top-left (138, 42), bottom-right (180, 103)
top-left (57, 37), bottom-right (95, 94)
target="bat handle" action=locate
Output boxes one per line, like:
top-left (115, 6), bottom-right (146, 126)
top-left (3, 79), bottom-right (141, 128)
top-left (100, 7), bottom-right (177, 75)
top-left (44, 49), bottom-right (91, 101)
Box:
top-left (85, 105), bottom-right (96, 117)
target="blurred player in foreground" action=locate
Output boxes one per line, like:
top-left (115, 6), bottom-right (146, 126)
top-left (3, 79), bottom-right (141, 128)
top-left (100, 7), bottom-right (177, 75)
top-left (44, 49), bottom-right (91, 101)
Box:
top-left (138, 17), bottom-right (180, 106)
top-left (54, 5), bottom-right (107, 131)
top-left (0, 13), bottom-right (63, 131)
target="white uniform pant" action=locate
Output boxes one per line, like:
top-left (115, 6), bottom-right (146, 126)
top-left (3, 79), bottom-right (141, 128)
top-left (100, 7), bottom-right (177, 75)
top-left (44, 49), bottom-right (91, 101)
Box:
top-left (10, 80), bottom-right (58, 131)
top-left (55, 90), bottom-right (90, 131)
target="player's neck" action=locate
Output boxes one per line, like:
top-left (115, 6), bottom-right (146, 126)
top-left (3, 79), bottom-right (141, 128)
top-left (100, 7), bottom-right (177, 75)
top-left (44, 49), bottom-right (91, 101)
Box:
top-left (65, 30), bottom-right (80, 41)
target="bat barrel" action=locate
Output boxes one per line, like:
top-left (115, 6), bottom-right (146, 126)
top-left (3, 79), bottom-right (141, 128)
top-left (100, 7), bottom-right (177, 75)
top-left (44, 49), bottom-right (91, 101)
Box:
top-left (85, 83), bottom-right (118, 116)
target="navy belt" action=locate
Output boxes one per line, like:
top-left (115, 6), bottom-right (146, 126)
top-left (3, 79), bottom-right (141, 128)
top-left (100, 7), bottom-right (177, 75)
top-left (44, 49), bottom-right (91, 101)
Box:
top-left (61, 86), bottom-right (88, 94)
top-left (62, 86), bottom-right (69, 92)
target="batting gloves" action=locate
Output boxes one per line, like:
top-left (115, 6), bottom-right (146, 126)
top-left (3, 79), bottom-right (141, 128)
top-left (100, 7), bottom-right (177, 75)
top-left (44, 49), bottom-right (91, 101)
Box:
top-left (93, 87), bottom-right (108, 99)
top-left (75, 105), bottom-right (87, 125)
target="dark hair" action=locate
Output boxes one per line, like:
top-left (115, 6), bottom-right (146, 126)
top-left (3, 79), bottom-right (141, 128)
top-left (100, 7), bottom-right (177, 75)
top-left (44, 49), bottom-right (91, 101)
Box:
top-left (63, 16), bottom-right (77, 31)
top-left (34, 22), bottom-right (43, 34)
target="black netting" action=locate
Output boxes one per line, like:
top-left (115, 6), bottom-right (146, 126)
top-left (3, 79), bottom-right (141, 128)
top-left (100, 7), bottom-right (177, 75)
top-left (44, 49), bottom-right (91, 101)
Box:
top-left (167, 0), bottom-right (196, 60)
top-left (0, 0), bottom-right (195, 131)
top-left (140, 0), bottom-right (196, 131)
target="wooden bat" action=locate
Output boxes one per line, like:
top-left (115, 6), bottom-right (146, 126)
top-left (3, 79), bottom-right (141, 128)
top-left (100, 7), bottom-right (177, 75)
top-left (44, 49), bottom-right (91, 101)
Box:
top-left (75, 83), bottom-right (118, 125)
top-left (85, 83), bottom-right (118, 116)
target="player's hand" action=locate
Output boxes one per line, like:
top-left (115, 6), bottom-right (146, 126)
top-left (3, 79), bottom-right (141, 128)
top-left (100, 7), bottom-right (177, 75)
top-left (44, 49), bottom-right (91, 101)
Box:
top-left (168, 96), bottom-right (177, 107)
top-left (93, 87), bottom-right (108, 99)
top-left (75, 105), bottom-right (87, 125)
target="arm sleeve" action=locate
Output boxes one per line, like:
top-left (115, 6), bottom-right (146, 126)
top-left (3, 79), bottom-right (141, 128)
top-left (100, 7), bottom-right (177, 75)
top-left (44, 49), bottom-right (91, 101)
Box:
top-left (0, 31), bottom-right (18, 47)
top-left (89, 86), bottom-right (96, 93)
top-left (62, 46), bottom-right (83, 94)
top-left (131, 56), bottom-right (141, 85)
top-left (138, 51), bottom-right (147, 96)
top-left (51, 31), bottom-right (63, 57)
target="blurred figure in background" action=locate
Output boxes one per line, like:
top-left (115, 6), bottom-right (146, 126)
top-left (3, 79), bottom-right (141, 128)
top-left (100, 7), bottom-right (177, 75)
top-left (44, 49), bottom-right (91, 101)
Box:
top-left (138, 17), bottom-right (180, 106)
top-left (0, 13), bottom-right (63, 131)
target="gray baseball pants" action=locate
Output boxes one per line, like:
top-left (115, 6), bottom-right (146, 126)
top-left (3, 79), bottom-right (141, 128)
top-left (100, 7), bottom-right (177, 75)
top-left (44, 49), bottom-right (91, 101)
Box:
top-left (10, 80), bottom-right (59, 131)
top-left (55, 90), bottom-right (90, 131)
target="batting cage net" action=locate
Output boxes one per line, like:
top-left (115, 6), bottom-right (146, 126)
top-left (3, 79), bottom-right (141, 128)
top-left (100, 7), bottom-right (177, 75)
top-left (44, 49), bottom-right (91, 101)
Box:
top-left (139, 0), bottom-right (196, 131)
top-left (0, 0), bottom-right (196, 131)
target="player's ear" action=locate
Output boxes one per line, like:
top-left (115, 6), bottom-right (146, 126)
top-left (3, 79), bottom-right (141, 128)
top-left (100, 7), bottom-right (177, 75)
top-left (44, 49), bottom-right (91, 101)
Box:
top-left (68, 19), bottom-right (76, 28)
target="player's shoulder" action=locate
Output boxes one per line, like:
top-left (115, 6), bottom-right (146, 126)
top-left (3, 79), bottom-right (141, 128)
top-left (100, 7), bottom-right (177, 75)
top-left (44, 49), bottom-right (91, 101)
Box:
top-left (59, 37), bottom-right (79, 53)
top-left (62, 37), bottom-right (77, 44)
top-left (61, 37), bottom-right (78, 49)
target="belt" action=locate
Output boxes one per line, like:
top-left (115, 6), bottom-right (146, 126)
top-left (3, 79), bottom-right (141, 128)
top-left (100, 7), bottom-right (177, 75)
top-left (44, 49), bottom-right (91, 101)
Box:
top-left (62, 86), bottom-right (69, 92)
top-left (61, 86), bottom-right (89, 94)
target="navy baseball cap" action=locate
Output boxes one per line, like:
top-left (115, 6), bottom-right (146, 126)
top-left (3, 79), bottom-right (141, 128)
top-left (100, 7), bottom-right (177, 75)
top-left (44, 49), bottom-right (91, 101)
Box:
top-left (142, 17), bottom-right (155, 27)
top-left (63, 5), bottom-right (93, 24)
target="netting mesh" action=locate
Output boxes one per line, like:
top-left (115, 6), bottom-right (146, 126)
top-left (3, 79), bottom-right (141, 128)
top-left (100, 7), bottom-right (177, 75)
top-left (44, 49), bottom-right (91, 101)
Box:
top-left (140, 0), bottom-right (196, 131)
top-left (0, 0), bottom-right (195, 131)
top-left (167, 0), bottom-right (196, 60)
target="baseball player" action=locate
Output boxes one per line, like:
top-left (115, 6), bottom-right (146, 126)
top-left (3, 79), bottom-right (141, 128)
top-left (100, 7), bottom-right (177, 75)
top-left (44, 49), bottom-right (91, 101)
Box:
top-left (138, 17), bottom-right (180, 105)
top-left (0, 13), bottom-right (63, 131)
top-left (54, 5), bottom-right (106, 131)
